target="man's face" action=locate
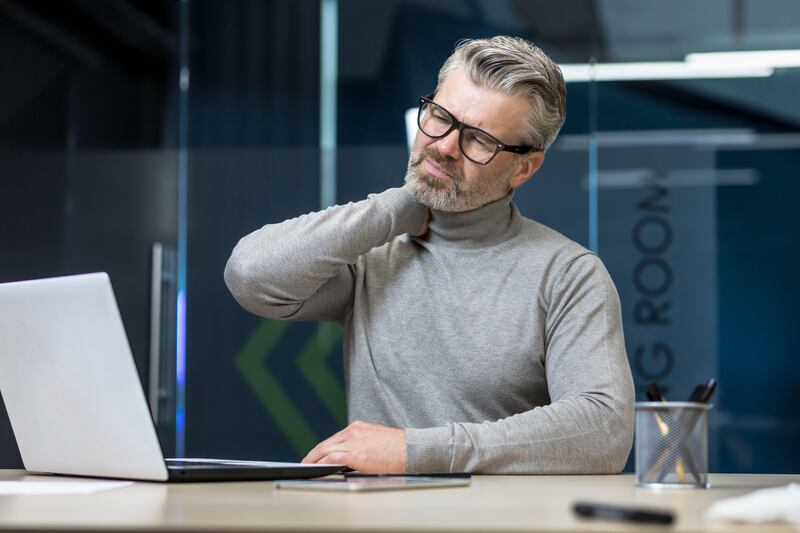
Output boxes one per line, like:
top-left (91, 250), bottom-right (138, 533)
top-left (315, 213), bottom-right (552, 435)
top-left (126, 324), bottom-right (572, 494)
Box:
top-left (404, 68), bottom-right (538, 212)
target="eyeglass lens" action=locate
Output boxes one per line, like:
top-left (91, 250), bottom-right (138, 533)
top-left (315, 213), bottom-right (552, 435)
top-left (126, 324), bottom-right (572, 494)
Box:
top-left (418, 101), bottom-right (500, 164)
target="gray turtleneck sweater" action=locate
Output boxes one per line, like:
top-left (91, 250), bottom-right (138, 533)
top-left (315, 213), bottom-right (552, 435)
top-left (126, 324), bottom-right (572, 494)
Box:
top-left (224, 187), bottom-right (634, 474)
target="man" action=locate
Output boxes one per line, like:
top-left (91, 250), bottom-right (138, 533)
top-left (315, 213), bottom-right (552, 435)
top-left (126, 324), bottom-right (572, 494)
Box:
top-left (225, 36), bottom-right (634, 474)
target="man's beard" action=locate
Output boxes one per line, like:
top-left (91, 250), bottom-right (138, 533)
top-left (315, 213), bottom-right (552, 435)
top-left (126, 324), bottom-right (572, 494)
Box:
top-left (404, 148), bottom-right (512, 212)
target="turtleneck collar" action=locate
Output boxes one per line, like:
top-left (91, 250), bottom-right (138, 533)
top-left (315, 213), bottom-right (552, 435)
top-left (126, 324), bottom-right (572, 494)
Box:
top-left (423, 191), bottom-right (521, 249)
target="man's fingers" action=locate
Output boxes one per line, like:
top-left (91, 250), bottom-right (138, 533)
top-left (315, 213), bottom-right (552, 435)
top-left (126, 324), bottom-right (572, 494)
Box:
top-left (302, 422), bottom-right (362, 463)
top-left (302, 442), bottom-right (329, 464)
top-left (304, 445), bottom-right (350, 466)
top-left (316, 451), bottom-right (349, 465)
top-left (302, 443), bottom-right (333, 464)
top-left (301, 451), bottom-right (317, 464)
top-left (302, 437), bottom-right (348, 464)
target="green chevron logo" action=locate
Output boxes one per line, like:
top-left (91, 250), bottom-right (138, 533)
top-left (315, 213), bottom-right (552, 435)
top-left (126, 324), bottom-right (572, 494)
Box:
top-left (234, 319), bottom-right (344, 455)
top-left (296, 321), bottom-right (346, 426)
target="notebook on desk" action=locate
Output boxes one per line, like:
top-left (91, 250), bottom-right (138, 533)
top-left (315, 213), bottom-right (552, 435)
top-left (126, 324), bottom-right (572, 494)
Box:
top-left (0, 273), bottom-right (344, 482)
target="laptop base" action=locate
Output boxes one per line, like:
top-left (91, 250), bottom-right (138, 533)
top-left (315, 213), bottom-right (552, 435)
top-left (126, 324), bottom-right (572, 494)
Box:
top-left (165, 463), bottom-right (343, 482)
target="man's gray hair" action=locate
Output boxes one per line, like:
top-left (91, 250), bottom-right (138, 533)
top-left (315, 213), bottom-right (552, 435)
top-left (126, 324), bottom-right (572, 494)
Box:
top-left (437, 36), bottom-right (567, 152)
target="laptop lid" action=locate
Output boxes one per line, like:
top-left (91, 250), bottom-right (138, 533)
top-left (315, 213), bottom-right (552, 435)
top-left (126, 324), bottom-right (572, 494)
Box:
top-left (0, 273), bottom-right (170, 481)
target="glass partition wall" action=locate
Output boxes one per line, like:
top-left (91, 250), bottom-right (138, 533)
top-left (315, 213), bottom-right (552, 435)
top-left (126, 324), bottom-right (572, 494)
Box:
top-left (1, 0), bottom-right (797, 473)
top-left (588, 1), bottom-right (800, 471)
top-left (181, 0), bottom-right (800, 472)
top-left (186, 0), bottom-right (800, 471)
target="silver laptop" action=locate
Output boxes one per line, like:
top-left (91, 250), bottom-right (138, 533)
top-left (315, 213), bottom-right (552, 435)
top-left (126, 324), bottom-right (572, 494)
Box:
top-left (0, 273), bottom-right (344, 482)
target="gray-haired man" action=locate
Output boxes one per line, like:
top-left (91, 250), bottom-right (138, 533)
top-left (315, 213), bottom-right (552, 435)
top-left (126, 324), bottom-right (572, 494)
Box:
top-left (225, 36), bottom-right (634, 474)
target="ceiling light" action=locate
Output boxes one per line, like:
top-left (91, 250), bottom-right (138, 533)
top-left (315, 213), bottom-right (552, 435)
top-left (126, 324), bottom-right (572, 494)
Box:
top-left (560, 62), bottom-right (773, 83)
top-left (686, 49), bottom-right (800, 69)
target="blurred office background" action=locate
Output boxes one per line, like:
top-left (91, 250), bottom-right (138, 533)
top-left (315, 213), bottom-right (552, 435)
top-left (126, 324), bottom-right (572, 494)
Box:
top-left (0, 0), bottom-right (798, 473)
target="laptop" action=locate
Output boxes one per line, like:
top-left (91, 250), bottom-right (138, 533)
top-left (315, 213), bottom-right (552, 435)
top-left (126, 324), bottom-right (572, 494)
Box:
top-left (0, 272), bottom-right (344, 482)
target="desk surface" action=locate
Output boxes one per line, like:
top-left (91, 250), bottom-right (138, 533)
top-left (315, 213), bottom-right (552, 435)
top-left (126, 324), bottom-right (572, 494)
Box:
top-left (0, 470), bottom-right (797, 532)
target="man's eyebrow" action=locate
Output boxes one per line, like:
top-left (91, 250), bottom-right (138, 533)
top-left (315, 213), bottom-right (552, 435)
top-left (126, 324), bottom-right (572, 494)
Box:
top-left (435, 95), bottom-right (508, 136)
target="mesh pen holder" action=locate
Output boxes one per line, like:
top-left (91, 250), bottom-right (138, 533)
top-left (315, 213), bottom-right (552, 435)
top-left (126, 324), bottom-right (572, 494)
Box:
top-left (635, 402), bottom-right (712, 489)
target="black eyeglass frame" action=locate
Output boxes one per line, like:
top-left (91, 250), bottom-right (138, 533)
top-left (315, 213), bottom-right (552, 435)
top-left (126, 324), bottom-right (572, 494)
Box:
top-left (417, 93), bottom-right (541, 165)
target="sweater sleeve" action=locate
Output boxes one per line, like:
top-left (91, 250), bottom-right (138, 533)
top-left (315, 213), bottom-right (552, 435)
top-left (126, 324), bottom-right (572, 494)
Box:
top-left (224, 187), bottom-right (426, 323)
top-left (404, 253), bottom-right (635, 474)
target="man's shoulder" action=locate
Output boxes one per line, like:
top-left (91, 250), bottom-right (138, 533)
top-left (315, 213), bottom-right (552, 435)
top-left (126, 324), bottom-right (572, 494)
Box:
top-left (514, 212), bottom-right (594, 265)
top-left (514, 214), bottom-right (617, 302)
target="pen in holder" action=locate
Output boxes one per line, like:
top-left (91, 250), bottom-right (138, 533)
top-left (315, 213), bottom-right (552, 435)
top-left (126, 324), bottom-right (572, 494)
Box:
top-left (635, 402), bottom-right (712, 489)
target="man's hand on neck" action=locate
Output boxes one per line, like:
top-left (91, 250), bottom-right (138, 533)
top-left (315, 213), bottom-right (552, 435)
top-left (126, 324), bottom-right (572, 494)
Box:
top-left (410, 207), bottom-right (430, 237)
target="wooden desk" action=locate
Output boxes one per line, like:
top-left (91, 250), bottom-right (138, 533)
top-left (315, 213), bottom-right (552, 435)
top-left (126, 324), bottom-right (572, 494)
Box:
top-left (0, 470), bottom-right (797, 532)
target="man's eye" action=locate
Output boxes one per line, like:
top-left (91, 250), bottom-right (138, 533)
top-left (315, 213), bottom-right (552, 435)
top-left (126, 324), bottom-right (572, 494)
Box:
top-left (432, 110), bottom-right (450, 122)
top-left (468, 133), bottom-right (494, 150)
top-left (476, 138), bottom-right (493, 150)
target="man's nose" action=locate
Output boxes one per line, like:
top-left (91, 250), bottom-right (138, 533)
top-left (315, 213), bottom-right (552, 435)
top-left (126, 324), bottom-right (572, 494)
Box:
top-left (433, 128), bottom-right (462, 160)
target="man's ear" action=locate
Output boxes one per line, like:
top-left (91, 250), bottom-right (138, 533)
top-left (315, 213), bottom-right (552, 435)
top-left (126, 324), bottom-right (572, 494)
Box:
top-left (509, 152), bottom-right (545, 189)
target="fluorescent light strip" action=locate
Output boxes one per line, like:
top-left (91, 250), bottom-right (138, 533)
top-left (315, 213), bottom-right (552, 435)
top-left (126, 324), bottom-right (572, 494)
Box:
top-left (556, 129), bottom-right (756, 150)
top-left (686, 49), bottom-right (800, 68)
top-left (560, 61), bottom-right (773, 82)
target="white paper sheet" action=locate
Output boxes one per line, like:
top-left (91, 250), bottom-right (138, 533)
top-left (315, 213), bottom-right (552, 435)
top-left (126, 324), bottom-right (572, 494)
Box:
top-left (0, 480), bottom-right (132, 495)
top-left (705, 483), bottom-right (800, 525)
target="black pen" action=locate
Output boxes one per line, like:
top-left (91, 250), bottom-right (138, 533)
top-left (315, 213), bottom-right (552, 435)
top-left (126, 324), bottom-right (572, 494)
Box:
top-left (573, 502), bottom-right (674, 525)
top-left (645, 382), bottom-right (667, 402)
top-left (688, 378), bottom-right (716, 403)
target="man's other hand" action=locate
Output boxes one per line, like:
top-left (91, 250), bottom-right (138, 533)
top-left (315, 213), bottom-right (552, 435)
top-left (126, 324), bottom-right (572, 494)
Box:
top-left (411, 207), bottom-right (430, 237)
top-left (301, 420), bottom-right (407, 473)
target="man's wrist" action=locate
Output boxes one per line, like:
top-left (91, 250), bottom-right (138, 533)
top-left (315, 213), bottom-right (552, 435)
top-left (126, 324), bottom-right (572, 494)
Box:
top-left (369, 188), bottom-right (427, 237)
top-left (404, 426), bottom-right (453, 474)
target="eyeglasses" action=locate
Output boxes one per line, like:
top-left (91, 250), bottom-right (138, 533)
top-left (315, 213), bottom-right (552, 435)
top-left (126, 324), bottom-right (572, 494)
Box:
top-left (416, 94), bottom-right (541, 165)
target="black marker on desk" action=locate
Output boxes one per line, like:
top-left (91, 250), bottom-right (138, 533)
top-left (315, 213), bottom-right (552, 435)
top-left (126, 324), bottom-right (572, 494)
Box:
top-left (573, 502), bottom-right (674, 525)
